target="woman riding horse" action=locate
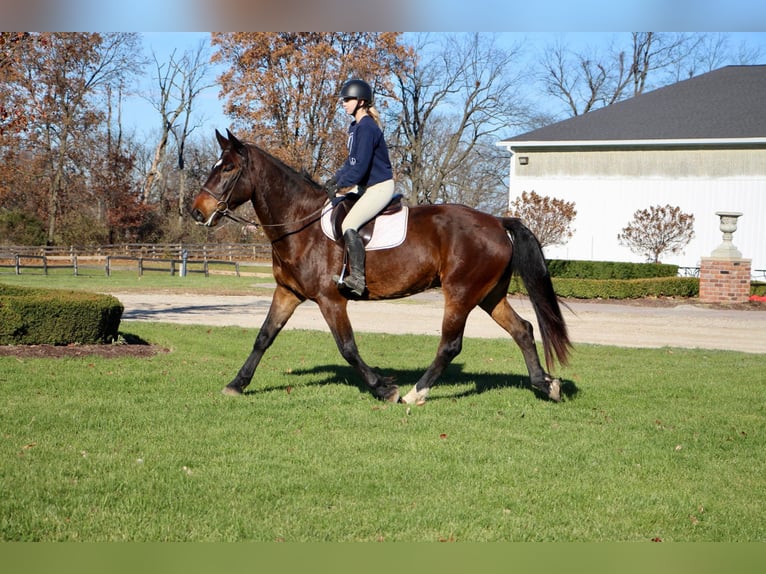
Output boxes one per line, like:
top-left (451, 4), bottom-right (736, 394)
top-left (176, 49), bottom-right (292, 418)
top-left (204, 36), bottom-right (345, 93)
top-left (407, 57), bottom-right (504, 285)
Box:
top-left (323, 79), bottom-right (395, 296)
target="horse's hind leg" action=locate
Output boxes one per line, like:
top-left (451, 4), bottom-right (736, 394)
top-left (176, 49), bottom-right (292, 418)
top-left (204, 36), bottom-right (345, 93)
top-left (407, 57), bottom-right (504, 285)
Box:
top-left (223, 285), bottom-right (303, 396)
top-left (481, 296), bottom-right (561, 402)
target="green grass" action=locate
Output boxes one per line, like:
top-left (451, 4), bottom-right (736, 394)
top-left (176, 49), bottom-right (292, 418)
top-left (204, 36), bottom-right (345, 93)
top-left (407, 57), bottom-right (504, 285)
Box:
top-left (1, 323), bottom-right (764, 541)
top-left (0, 266), bottom-right (274, 295)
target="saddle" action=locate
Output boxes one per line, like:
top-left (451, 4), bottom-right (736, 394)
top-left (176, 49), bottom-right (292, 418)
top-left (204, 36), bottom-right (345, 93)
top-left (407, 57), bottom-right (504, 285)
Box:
top-left (329, 193), bottom-right (404, 245)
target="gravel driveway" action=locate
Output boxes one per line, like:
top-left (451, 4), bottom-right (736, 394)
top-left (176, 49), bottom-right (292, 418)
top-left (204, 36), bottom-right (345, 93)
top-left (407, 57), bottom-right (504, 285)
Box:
top-left (114, 290), bottom-right (766, 354)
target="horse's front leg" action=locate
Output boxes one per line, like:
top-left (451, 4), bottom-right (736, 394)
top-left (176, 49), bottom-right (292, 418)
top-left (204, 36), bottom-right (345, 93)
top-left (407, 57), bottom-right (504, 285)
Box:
top-left (318, 297), bottom-right (400, 402)
top-left (401, 303), bottom-right (469, 405)
top-left (223, 285), bottom-right (304, 396)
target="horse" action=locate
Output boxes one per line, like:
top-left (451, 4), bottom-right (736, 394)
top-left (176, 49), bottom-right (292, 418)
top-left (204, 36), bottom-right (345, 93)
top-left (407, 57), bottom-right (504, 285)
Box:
top-left (190, 129), bottom-right (572, 404)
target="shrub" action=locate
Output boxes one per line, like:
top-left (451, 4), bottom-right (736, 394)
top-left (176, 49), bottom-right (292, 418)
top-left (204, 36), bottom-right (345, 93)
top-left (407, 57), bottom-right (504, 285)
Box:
top-left (0, 284), bottom-right (123, 345)
top-left (617, 204), bottom-right (695, 263)
top-left (0, 210), bottom-right (47, 246)
top-left (545, 259), bottom-right (678, 279)
top-left (509, 275), bottom-right (699, 299)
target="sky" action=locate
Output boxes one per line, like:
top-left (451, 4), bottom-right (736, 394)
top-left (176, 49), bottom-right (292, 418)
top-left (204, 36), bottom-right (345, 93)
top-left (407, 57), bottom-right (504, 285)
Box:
top-left (3, 0), bottom-right (765, 141)
top-left (125, 31), bottom-right (766, 144)
top-left (3, 0), bottom-right (766, 33)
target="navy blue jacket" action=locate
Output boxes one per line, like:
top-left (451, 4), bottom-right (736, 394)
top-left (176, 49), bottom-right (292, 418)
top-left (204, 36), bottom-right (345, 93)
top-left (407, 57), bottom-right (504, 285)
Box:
top-left (334, 115), bottom-right (393, 189)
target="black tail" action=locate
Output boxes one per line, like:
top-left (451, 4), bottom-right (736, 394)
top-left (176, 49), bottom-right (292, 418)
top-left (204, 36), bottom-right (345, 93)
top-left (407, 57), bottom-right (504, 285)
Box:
top-left (503, 217), bottom-right (571, 370)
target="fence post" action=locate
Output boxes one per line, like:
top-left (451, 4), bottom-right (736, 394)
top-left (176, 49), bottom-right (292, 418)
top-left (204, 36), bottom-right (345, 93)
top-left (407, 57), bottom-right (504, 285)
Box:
top-left (106, 256), bottom-right (111, 277)
top-left (15, 254), bottom-right (20, 275)
top-left (181, 249), bottom-right (188, 277)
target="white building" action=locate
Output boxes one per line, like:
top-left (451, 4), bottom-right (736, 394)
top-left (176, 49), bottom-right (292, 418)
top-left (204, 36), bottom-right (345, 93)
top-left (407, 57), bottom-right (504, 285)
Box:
top-left (497, 65), bottom-right (766, 277)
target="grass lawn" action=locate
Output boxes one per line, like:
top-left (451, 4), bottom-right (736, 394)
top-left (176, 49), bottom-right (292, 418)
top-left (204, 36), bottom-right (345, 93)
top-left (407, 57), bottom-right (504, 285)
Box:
top-left (0, 266), bottom-right (275, 295)
top-left (1, 321), bottom-right (764, 542)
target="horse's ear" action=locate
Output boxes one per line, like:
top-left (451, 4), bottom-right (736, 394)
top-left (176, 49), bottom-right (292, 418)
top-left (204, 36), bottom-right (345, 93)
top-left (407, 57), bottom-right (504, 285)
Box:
top-left (215, 129), bottom-right (228, 149)
top-left (226, 129), bottom-right (246, 154)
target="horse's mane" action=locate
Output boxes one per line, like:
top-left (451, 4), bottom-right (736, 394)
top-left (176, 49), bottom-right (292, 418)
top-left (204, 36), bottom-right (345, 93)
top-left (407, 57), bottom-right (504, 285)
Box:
top-left (246, 142), bottom-right (321, 190)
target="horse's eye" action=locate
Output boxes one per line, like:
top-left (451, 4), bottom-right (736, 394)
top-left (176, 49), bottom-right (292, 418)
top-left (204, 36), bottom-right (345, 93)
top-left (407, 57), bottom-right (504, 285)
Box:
top-left (222, 164), bottom-right (235, 173)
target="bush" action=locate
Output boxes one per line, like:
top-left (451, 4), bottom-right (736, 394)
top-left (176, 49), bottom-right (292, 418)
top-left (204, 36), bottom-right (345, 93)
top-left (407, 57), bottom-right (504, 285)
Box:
top-left (0, 210), bottom-right (46, 246)
top-left (545, 259), bottom-right (679, 279)
top-left (509, 275), bottom-right (699, 299)
top-left (0, 284), bottom-right (123, 345)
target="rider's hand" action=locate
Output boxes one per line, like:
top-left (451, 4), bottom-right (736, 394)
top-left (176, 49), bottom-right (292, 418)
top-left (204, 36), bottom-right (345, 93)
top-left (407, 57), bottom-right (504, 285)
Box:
top-left (322, 177), bottom-right (339, 200)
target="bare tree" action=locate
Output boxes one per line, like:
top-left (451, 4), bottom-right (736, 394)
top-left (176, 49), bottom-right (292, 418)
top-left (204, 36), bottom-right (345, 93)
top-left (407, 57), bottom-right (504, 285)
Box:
top-left (539, 32), bottom-right (710, 117)
top-left (506, 190), bottom-right (577, 249)
top-left (618, 204), bottom-right (695, 263)
top-left (672, 32), bottom-right (765, 80)
top-left (392, 33), bottom-right (533, 213)
top-left (143, 39), bottom-right (214, 216)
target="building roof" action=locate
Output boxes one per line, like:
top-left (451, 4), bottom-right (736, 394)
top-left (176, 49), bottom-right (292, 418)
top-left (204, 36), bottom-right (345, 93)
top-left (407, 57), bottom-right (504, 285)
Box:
top-left (500, 65), bottom-right (766, 146)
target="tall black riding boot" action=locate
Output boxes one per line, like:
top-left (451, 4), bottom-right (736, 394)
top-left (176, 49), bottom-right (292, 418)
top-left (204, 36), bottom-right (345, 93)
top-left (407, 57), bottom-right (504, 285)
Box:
top-left (337, 229), bottom-right (366, 296)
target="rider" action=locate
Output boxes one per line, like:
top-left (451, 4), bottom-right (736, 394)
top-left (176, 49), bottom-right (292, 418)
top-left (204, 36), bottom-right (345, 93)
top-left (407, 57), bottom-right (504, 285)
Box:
top-left (323, 78), bottom-right (395, 296)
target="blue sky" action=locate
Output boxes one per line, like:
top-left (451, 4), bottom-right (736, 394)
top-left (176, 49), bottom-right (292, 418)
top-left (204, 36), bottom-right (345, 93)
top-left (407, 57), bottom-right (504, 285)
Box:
top-left (5, 0), bottom-right (766, 33)
top-left (4, 0), bottom-right (765, 140)
top-left (125, 31), bottom-right (766, 143)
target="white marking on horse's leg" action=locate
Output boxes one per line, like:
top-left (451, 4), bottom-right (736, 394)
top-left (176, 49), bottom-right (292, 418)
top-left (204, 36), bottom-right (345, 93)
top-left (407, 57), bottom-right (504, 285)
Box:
top-left (401, 384), bottom-right (430, 405)
top-left (548, 378), bottom-right (561, 403)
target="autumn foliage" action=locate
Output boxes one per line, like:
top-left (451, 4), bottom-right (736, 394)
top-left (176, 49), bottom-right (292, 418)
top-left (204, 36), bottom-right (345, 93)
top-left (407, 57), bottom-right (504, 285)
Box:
top-left (0, 32), bottom-right (146, 245)
top-left (211, 32), bottom-right (413, 180)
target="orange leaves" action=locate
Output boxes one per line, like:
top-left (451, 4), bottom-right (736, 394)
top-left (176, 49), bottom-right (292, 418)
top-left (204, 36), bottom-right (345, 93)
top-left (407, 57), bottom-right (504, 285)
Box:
top-left (211, 33), bottom-right (414, 179)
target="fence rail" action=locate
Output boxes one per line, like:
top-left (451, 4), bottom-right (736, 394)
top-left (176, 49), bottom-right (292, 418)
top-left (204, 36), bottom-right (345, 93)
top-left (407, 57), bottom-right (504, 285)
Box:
top-left (0, 243), bottom-right (272, 262)
top-left (3, 244), bottom-right (765, 281)
top-left (0, 245), bottom-right (260, 277)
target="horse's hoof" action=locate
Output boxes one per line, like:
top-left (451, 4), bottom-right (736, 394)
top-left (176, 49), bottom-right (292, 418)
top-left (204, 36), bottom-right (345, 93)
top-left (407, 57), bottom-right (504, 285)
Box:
top-left (381, 386), bottom-right (400, 403)
top-left (548, 378), bottom-right (561, 403)
top-left (401, 385), bottom-right (429, 405)
top-left (222, 385), bottom-right (243, 397)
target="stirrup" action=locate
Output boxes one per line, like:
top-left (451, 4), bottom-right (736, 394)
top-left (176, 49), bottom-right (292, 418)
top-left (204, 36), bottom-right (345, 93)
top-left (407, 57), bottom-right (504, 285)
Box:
top-left (334, 273), bottom-right (366, 296)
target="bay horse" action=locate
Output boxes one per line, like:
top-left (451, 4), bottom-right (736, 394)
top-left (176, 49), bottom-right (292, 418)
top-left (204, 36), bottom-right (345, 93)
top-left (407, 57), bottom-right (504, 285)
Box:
top-left (190, 129), bottom-right (571, 404)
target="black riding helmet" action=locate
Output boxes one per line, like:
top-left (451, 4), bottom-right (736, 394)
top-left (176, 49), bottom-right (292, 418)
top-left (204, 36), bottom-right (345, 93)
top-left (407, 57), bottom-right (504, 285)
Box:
top-left (339, 79), bottom-right (374, 105)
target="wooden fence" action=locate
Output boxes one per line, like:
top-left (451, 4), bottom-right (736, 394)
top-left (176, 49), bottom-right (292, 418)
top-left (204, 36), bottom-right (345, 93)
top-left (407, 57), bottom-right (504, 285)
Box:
top-left (1, 243), bottom-right (272, 261)
top-left (0, 244), bottom-right (269, 277)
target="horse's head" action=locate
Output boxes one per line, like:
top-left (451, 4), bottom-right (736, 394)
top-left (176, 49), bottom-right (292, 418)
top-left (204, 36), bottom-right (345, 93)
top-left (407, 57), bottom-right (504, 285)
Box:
top-left (190, 129), bottom-right (251, 227)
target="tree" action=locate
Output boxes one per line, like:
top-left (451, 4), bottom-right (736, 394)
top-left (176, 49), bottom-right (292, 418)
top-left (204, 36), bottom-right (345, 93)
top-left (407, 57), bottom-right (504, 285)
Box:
top-left (617, 204), bottom-right (695, 263)
top-left (539, 33), bottom-right (723, 117)
top-left (0, 210), bottom-right (46, 245)
top-left (506, 190), bottom-right (577, 249)
top-left (143, 40), bottom-right (214, 228)
top-left (211, 32), bottom-right (413, 179)
top-left (393, 33), bottom-right (533, 212)
top-left (0, 33), bottom-right (143, 244)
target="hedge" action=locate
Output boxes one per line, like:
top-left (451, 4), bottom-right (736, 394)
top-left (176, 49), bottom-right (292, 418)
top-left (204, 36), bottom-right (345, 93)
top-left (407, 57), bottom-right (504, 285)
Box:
top-left (509, 275), bottom-right (700, 299)
top-left (545, 259), bottom-right (679, 279)
top-left (0, 283), bottom-right (123, 345)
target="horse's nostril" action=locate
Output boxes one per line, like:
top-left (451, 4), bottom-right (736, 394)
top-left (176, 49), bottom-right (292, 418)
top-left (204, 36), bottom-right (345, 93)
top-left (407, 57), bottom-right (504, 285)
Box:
top-left (191, 209), bottom-right (203, 223)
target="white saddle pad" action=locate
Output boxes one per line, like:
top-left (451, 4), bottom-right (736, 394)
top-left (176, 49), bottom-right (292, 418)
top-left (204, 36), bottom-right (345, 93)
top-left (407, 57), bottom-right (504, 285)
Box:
top-left (320, 201), bottom-right (409, 251)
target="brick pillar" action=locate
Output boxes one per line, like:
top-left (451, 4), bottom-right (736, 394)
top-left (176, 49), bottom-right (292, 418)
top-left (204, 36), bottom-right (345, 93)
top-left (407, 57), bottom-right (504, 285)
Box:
top-left (699, 257), bottom-right (752, 304)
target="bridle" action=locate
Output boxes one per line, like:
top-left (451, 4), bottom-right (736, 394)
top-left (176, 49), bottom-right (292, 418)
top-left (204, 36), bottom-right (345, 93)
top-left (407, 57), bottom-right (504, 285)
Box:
top-left (197, 163), bottom-right (333, 234)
